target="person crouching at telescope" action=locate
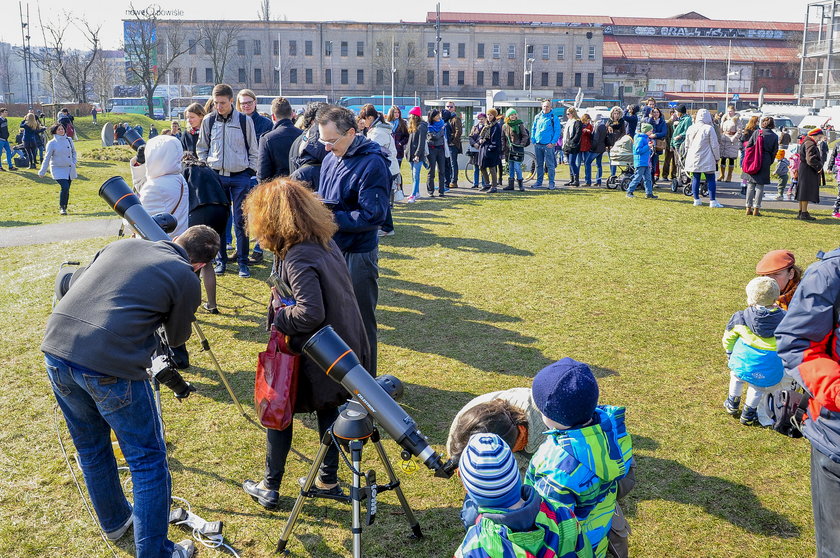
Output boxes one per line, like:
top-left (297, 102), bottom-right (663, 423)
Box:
top-left (41, 225), bottom-right (220, 558)
top-left (241, 178), bottom-right (371, 510)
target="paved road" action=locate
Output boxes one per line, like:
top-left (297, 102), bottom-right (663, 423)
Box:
top-left (0, 218), bottom-right (122, 248)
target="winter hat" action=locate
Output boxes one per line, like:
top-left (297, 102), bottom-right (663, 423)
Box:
top-left (408, 106), bottom-right (422, 117)
top-left (756, 249), bottom-right (795, 275)
top-left (677, 104), bottom-right (687, 114)
top-left (532, 358), bottom-right (599, 427)
top-left (746, 276), bottom-right (780, 307)
top-left (505, 108), bottom-right (518, 118)
top-left (641, 123), bottom-right (653, 134)
top-left (487, 108), bottom-right (499, 118)
top-left (458, 433), bottom-right (522, 509)
top-left (476, 112), bottom-right (487, 119)
top-left (808, 127), bottom-right (824, 136)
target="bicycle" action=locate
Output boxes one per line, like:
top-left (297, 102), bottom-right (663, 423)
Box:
top-left (463, 151), bottom-right (537, 186)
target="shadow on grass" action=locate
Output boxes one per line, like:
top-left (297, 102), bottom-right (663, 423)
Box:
top-left (0, 220), bottom-right (39, 227)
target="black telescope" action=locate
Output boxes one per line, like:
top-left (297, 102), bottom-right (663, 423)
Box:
top-left (99, 176), bottom-right (174, 241)
top-left (303, 326), bottom-right (453, 477)
top-left (123, 127), bottom-right (145, 151)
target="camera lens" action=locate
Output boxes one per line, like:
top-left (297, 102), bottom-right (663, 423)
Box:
top-left (154, 366), bottom-right (195, 399)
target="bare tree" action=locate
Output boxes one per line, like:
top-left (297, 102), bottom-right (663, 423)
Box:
top-left (199, 21), bottom-right (241, 84)
top-left (372, 30), bottom-right (421, 98)
top-left (257, 0), bottom-right (271, 21)
top-left (32, 10), bottom-right (101, 103)
top-left (123, 4), bottom-right (191, 118)
top-left (238, 51), bottom-right (254, 89)
top-left (92, 53), bottom-right (118, 105)
top-left (0, 43), bottom-right (19, 100)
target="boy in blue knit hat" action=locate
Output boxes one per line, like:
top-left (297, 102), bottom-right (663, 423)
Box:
top-left (526, 358), bottom-right (634, 558)
top-left (454, 433), bottom-right (593, 558)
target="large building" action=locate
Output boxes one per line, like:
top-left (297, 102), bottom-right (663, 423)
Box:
top-left (131, 12), bottom-right (801, 105)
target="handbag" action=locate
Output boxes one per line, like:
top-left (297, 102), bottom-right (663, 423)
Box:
top-left (392, 173), bottom-right (404, 202)
top-left (766, 388), bottom-right (810, 438)
top-left (508, 146), bottom-right (525, 162)
top-left (254, 325), bottom-right (300, 430)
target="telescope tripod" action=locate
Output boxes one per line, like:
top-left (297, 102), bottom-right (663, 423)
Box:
top-left (276, 422), bottom-right (422, 557)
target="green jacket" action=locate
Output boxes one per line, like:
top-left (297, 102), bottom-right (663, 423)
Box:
top-left (671, 114), bottom-right (693, 149)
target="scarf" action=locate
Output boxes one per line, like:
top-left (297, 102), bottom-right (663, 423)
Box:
top-left (479, 120), bottom-right (497, 141)
top-left (428, 119), bottom-right (445, 134)
top-left (505, 117), bottom-right (523, 132)
top-left (777, 279), bottom-right (799, 311)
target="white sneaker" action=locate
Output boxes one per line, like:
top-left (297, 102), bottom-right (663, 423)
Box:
top-left (172, 539), bottom-right (195, 558)
top-left (693, 199), bottom-right (703, 206)
top-left (104, 514), bottom-right (133, 541)
top-left (406, 195), bottom-right (416, 203)
top-left (709, 200), bottom-right (724, 208)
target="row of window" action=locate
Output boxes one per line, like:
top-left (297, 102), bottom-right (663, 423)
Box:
top-left (431, 42), bottom-right (596, 61)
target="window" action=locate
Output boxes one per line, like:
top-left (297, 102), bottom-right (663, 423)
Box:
top-left (289, 41), bottom-right (296, 56)
top-left (407, 70), bottom-right (414, 85)
top-left (357, 69), bottom-right (364, 84)
top-left (340, 41), bottom-right (348, 57)
top-left (325, 69), bottom-right (331, 85)
top-left (574, 72), bottom-right (582, 87)
top-left (575, 45), bottom-right (582, 60)
top-left (492, 71), bottom-right (500, 86)
top-left (680, 84), bottom-right (691, 92)
top-left (237, 40), bottom-right (246, 55)
top-left (458, 43), bottom-right (465, 58)
top-left (442, 70), bottom-right (449, 86)
top-left (340, 68), bottom-right (348, 84)
top-left (254, 40), bottom-right (261, 55)
top-left (428, 42), bottom-right (435, 57)
top-left (526, 43), bottom-right (534, 57)
top-left (556, 72), bottom-right (564, 86)
top-left (238, 68), bottom-right (246, 82)
top-left (305, 40), bottom-right (312, 56)
top-left (557, 45), bottom-right (565, 59)
top-left (443, 42), bottom-right (450, 57)
top-left (508, 44), bottom-right (516, 59)
top-left (407, 43), bottom-right (415, 57)
top-left (376, 42), bottom-right (384, 57)
top-left (492, 43), bottom-right (500, 59)
top-left (290, 68), bottom-right (297, 83)
top-left (205, 67), bottom-right (213, 83)
top-left (588, 45), bottom-right (596, 60)
top-left (188, 39), bottom-right (196, 55)
top-left (507, 71), bottom-right (515, 87)
top-left (172, 68), bottom-right (181, 82)
top-left (324, 41), bottom-right (332, 56)
top-left (477, 43), bottom-right (485, 58)
top-left (204, 39), bottom-right (211, 55)
top-left (707, 84), bottom-right (716, 92)
top-left (274, 40), bottom-right (280, 56)
top-left (376, 69), bottom-right (384, 85)
top-left (305, 68), bottom-right (313, 84)
top-left (586, 73), bottom-right (594, 88)
top-left (394, 42), bottom-right (399, 56)
top-left (254, 68), bottom-right (262, 83)
top-left (541, 72), bottom-right (549, 86)
top-left (427, 70), bottom-right (435, 86)
top-left (357, 41), bottom-right (364, 56)
top-left (476, 71), bottom-right (484, 86)
top-left (542, 45), bottom-right (549, 60)
top-left (457, 70), bottom-right (464, 85)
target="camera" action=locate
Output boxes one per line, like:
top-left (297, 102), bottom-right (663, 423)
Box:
top-left (150, 351), bottom-right (195, 400)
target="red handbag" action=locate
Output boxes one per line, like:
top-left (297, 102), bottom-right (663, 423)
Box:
top-left (254, 326), bottom-right (299, 430)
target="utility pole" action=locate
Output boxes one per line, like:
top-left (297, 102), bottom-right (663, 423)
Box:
top-left (276, 31), bottom-right (283, 96)
top-left (724, 39), bottom-right (732, 108)
top-left (523, 38), bottom-right (528, 90)
top-left (390, 35), bottom-right (395, 108)
top-left (435, 3), bottom-right (441, 99)
top-left (19, 2), bottom-right (33, 107)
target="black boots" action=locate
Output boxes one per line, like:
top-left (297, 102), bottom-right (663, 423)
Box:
top-left (503, 178), bottom-right (515, 191)
top-left (517, 179), bottom-right (524, 191)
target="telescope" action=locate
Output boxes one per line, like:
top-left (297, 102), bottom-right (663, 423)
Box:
top-left (100, 176), bottom-right (175, 242)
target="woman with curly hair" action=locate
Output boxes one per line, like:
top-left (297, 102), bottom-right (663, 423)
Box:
top-left (241, 178), bottom-right (371, 510)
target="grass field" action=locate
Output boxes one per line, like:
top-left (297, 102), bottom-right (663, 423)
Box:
top-left (0, 157), bottom-right (835, 557)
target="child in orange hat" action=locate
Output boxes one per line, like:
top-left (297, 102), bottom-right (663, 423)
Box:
top-left (773, 150), bottom-right (790, 201)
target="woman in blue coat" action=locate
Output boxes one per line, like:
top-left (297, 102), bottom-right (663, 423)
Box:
top-left (644, 107), bottom-right (668, 181)
top-left (20, 113), bottom-right (45, 169)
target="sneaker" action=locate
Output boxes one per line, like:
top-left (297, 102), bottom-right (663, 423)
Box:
top-left (406, 195), bottom-right (417, 203)
top-left (105, 513), bottom-right (133, 541)
top-left (479, 186), bottom-right (490, 192)
top-left (8, 166), bottom-right (16, 170)
top-left (0, 167), bottom-right (5, 171)
top-left (213, 261), bottom-right (226, 275)
top-left (548, 184), bottom-right (556, 190)
top-left (238, 264), bottom-right (251, 278)
top-left (202, 303), bottom-right (220, 315)
top-left (59, 207), bottom-right (67, 215)
top-left (243, 479), bottom-right (279, 510)
top-left (645, 194), bottom-right (659, 199)
top-left (378, 229), bottom-right (395, 237)
top-left (740, 405), bottom-right (759, 426)
top-left (298, 477), bottom-right (346, 498)
top-left (250, 251), bottom-right (264, 264)
top-left (775, 195), bottom-right (784, 201)
top-left (172, 539), bottom-right (196, 558)
top-left (833, 212), bottom-right (840, 218)
top-left (693, 199), bottom-right (703, 206)
top-left (488, 187), bottom-right (497, 193)
top-left (723, 396), bottom-right (741, 416)
top-left (626, 193), bottom-right (635, 198)
top-left (709, 200), bottom-right (724, 208)
top-left (532, 182), bottom-right (543, 189)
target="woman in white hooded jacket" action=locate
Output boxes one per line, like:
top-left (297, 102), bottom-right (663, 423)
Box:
top-left (684, 108), bottom-right (723, 208)
top-left (38, 123), bottom-right (77, 215)
top-left (130, 135), bottom-right (190, 238)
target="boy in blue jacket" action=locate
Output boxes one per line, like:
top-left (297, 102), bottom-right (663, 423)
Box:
top-left (625, 123), bottom-right (656, 199)
top-left (722, 276), bottom-right (786, 426)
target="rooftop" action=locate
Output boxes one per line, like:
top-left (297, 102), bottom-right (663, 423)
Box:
top-left (603, 35), bottom-right (799, 63)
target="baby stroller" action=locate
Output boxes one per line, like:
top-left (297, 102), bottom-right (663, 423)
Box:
top-left (606, 135), bottom-right (635, 191)
top-left (671, 143), bottom-right (707, 196)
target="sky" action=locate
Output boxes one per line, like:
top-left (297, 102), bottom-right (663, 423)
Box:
top-left (1, 0), bottom-right (815, 50)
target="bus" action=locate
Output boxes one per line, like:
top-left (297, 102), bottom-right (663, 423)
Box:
top-left (108, 97), bottom-right (165, 119)
top-left (254, 95), bottom-right (329, 116)
top-left (338, 95), bottom-right (420, 114)
top-left (169, 96), bottom-right (210, 119)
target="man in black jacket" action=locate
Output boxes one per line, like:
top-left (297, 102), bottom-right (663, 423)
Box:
top-left (257, 97), bottom-right (302, 182)
top-left (42, 226), bottom-right (219, 558)
top-left (0, 107), bottom-right (14, 170)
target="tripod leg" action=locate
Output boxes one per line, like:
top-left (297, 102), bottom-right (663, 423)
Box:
top-left (276, 431), bottom-right (333, 554)
top-left (191, 322), bottom-right (248, 418)
top-left (350, 440), bottom-right (364, 558)
top-left (372, 438), bottom-right (423, 539)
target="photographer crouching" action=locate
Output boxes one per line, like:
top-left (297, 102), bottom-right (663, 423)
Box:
top-left (41, 225), bottom-right (220, 558)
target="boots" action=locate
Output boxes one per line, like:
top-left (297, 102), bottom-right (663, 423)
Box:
top-left (726, 165), bottom-right (734, 183)
top-left (753, 208), bottom-right (761, 217)
top-left (745, 207), bottom-right (753, 216)
top-left (503, 178), bottom-right (515, 191)
top-left (517, 179), bottom-right (524, 191)
top-left (798, 211), bottom-right (816, 221)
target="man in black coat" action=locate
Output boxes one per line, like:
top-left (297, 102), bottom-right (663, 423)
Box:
top-left (257, 97), bottom-right (302, 182)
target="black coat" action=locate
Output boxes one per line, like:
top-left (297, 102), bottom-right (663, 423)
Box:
top-left (181, 128), bottom-right (200, 155)
top-left (258, 119), bottom-right (303, 181)
top-left (478, 120), bottom-right (502, 168)
top-left (798, 136), bottom-right (823, 203)
top-left (183, 164), bottom-right (229, 212)
top-left (406, 121), bottom-right (428, 162)
top-left (746, 128), bottom-right (779, 185)
top-left (591, 121), bottom-right (609, 154)
top-left (272, 239), bottom-right (371, 413)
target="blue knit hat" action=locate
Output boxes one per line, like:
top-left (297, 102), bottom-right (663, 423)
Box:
top-left (458, 433), bottom-right (522, 509)
top-left (532, 358), bottom-right (599, 427)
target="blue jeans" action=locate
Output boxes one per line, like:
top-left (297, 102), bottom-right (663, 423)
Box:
top-left (811, 446), bottom-right (840, 558)
top-left (411, 161), bottom-right (423, 196)
top-left (0, 139), bottom-right (13, 167)
top-left (627, 165), bottom-right (653, 195)
top-left (567, 151), bottom-right (581, 181)
top-left (584, 152), bottom-right (603, 184)
top-left (45, 353), bottom-right (173, 557)
top-left (217, 172), bottom-right (253, 266)
top-left (534, 143), bottom-right (556, 186)
top-left (508, 160), bottom-right (523, 180)
top-left (448, 145), bottom-right (460, 184)
top-left (692, 172), bottom-right (717, 200)
top-left (344, 248), bottom-right (379, 374)
top-left (56, 178), bottom-right (71, 208)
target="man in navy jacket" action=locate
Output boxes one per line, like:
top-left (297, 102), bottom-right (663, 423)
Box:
top-left (257, 97), bottom-right (302, 182)
top-left (318, 105), bottom-right (390, 374)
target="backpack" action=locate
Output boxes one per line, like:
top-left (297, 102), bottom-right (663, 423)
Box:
top-left (205, 112), bottom-right (250, 152)
top-left (741, 130), bottom-right (763, 174)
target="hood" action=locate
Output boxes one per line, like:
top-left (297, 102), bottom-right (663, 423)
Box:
top-left (295, 134), bottom-right (328, 167)
top-left (143, 135), bottom-right (183, 179)
top-left (342, 134), bottom-right (386, 159)
top-left (743, 305), bottom-right (785, 338)
top-left (479, 485), bottom-right (541, 533)
top-left (695, 109), bottom-right (712, 126)
top-left (372, 118), bottom-right (392, 132)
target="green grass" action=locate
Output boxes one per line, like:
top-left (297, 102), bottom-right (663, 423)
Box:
top-left (0, 160), bottom-right (834, 557)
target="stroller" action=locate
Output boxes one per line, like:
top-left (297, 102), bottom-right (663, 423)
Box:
top-left (606, 135), bottom-right (635, 191)
top-left (671, 143), bottom-right (708, 197)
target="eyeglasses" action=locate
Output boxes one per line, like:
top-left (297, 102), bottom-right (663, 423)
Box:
top-left (318, 135), bottom-right (345, 148)
top-left (240, 100), bottom-right (255, 106)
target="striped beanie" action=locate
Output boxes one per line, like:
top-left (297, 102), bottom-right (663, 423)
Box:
top-left (458, 433), bottom-right (522, 509)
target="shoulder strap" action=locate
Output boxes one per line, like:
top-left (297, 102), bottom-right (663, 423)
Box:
top-left (239, 112), bottom-right (249, 152)
top-left (206, 113), bottom-right (217, 144)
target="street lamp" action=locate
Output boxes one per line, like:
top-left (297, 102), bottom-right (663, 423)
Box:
top-left (526, 58), bottom-right (535, 98)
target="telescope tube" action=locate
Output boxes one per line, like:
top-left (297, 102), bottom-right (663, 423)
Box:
top-left (99, 176), bottom-right (169, 242)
